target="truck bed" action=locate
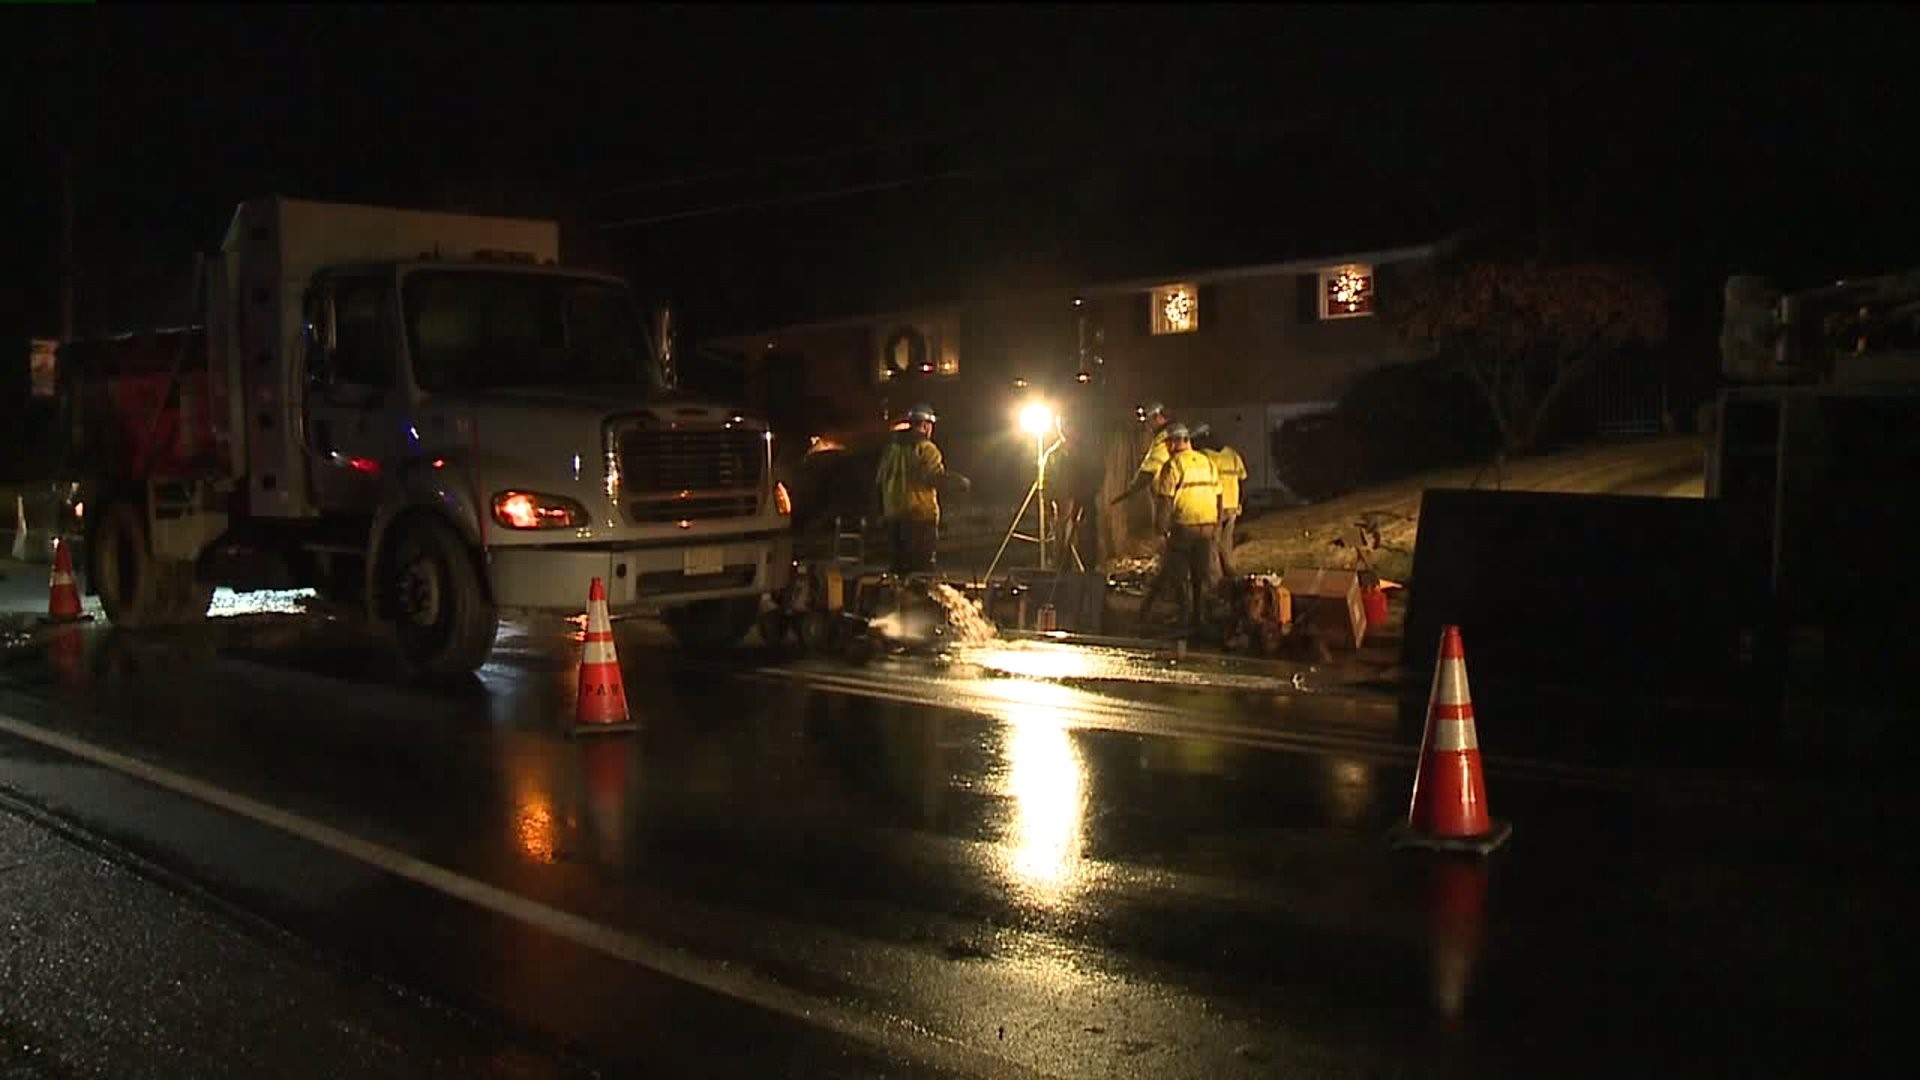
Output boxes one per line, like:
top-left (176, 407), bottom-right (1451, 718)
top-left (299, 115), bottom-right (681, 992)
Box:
top-left (62, 328), bottom-right (233, 481)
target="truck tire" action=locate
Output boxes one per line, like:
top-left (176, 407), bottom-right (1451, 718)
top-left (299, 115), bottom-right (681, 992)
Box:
top-left (92, 501), bottom-right (213, 629)
top-left (756, 607), bottom-right (791, 646)
top-left (379, 515), bottom-right (498, 678)
top-left (663, 596), bottom-right (760, 651)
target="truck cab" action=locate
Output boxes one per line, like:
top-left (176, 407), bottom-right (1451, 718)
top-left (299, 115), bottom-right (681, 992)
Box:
top-left (71, 197), bottom-right (791, 677)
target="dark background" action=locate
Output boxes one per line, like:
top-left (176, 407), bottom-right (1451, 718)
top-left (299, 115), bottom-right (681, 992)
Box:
top-left (8, 4), bottom-right (1918, 472)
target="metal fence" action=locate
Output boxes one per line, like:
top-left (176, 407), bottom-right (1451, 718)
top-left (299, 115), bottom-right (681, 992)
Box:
top-left (1582, 351), bottom-right (1668, 436)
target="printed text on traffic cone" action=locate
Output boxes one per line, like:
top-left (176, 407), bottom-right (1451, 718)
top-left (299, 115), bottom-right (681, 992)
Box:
top-left (572, 577), bottom-right (635, 736)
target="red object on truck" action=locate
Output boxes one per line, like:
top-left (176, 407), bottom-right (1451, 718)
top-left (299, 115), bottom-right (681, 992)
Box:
top-left (64, 328), bottom-right (229, 479)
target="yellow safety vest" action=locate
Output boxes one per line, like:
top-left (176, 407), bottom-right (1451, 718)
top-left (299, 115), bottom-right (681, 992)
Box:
top-left (876, 435), bottom-right (945, 522)
top-left (1136, 428), bottom-right (1171, 478)
top-left (1153, 448), bottom-right (1220, 526)
top-left (1203, 446), bottom-right (1248, 513)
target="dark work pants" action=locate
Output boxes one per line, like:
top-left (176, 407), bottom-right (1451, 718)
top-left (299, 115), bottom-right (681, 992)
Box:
top-left (1144, 523), bottom-right (1218, 627)
top-left (887, 518), bottom-right (938, 574)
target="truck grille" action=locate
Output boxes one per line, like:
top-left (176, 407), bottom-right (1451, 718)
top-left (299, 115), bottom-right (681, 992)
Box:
top-left (618, 427), bottom-right (764, 523)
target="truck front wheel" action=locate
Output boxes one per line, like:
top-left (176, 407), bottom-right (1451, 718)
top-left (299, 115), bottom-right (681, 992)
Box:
top-left (92, 501), bottom-right (213, 629)
top-left (663, 596), bottom-right (760, 651)
top-left (379, 516), bottom-right (498, 678)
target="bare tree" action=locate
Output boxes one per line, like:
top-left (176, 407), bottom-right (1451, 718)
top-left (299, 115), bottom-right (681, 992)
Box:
top-left (1392, 262), bottom-right (1668, 454)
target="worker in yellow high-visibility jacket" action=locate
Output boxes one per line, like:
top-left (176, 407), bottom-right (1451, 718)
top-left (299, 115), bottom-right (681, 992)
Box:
top-left (1194, 423), bottom-right (1249, 579)
top-left (1141, 423), bottom-right (1221, 630)
top-left (874, 403), bottom-right (968, 573)
top-left (1109, 402), bottom-right (1173, 507)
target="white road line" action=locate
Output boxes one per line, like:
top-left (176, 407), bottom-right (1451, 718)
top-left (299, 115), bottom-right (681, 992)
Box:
top-left (0, 711), bottom-right (1047, 1080)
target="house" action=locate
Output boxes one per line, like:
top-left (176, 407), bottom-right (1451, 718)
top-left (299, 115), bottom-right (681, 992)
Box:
top-left (683, 133), bottom-right (1480, 561)
top-left (700, 236), bottom-right (1459, 508)
top-left (1066, 240), bottom-right (1459, 504)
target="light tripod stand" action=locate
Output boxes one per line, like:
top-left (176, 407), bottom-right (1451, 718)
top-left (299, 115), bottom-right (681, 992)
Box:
top-left (984, 405), bottom-right (1084, 582)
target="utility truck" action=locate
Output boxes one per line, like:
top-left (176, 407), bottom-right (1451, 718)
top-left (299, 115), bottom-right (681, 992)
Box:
top-left (1706, 268), bottom-right (1920, 681)
top-left (60, 196), bottom-right (791, 676)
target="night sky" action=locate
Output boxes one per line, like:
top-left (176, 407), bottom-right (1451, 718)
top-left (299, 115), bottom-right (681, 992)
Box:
top-left (10, 4), bottom-right (1920, 352)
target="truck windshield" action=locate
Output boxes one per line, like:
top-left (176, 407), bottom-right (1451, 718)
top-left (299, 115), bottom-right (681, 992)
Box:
top-left (402, 270), bottom-right (664, 394)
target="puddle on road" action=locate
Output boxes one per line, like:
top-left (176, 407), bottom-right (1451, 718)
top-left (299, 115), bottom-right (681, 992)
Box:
top-left (950, 639), bottom-right (1319, 694)
top-left (0, 622), bottom-right (35, 652)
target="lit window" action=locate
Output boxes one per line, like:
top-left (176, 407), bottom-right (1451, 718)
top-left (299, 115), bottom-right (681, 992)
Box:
top-left (875, 322), bottom-right (960, 381)
top-left (1150, 284), bottom-right (1200, 335)
top-left (878, 326), bottom-right (926, 381)
top-left (1318, 264), bottom-right (1375, 320)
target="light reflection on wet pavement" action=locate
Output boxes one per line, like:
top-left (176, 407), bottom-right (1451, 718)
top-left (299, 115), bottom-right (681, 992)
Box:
top-left (955, 638), bottom-right (1326, 693)
top-left (0, 595), bottom-right (1912, 1079)
top-left (208, 586), bottom-right (319, 617)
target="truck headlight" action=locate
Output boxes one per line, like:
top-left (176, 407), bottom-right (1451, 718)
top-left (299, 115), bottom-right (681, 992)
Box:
top-left (775, 481), bottom-right (792, 516)
top-left (493, 491), bottom-right (590, 530)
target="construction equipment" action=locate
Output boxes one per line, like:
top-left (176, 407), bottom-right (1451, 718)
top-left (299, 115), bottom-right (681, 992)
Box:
top-left (1707, 268), bottom-right (1920, 686)
top-left (761, 561), bottom-right (994, 663)
top-left (54, 197), bottom-right (792, 677)
top-left (1407, 269), bottom-right (1920, 699)
top-left (1225, 575), bottom-right (1293, 656)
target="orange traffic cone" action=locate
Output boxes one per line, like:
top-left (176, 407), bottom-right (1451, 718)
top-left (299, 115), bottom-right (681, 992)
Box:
top-left (1391, 625), bottom-right (1511, 854)
top-left (43, 538), bottom-right (90, 625)
top-left (571, 577), bottom-right (635, 736)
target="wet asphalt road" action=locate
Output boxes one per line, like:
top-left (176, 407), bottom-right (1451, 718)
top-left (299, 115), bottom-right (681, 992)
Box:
top-left (0, 592), bottom-right (1914, 1079)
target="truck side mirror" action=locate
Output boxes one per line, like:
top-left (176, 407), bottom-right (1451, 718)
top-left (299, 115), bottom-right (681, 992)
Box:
top-left (647, 305), bottom-right (678, 391)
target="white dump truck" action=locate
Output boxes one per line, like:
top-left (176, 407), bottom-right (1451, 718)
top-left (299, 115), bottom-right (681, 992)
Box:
top-left (59, 196), bottom-right (791, 675)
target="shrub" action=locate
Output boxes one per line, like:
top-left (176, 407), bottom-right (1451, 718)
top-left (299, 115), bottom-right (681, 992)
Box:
top-left (1338, 361), bottom-right (1502, 484)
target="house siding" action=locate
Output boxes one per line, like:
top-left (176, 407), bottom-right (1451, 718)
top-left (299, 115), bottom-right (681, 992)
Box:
top-left (1087, 262), bottom-right (1427, 412)
top-left (699, 254), bottom-right (1441, 505)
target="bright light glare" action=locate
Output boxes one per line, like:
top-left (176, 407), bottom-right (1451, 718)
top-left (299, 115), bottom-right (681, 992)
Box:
top-left (515, 799), bottom-right (558, 864)
top-left (1000, 704), bottom-right (1088, 896)
top-left (965, 644), bottom-right (1099, 681)
top-left (1018, 403), bottom-right (1054, 435)
top-left (498, 493), bottom-right (540, 529)
top-left (208, 587), bottom-right (319, 617)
